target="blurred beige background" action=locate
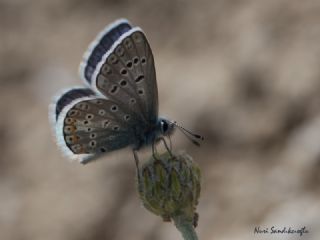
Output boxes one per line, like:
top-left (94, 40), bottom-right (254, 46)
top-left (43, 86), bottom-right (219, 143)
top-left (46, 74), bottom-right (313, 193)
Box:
top-left (1, 0), bottom-right (320, 239)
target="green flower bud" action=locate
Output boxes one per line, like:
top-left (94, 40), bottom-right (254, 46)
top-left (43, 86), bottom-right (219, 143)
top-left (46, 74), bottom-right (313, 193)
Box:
top-left (136, 151), bottom-right (201, 228)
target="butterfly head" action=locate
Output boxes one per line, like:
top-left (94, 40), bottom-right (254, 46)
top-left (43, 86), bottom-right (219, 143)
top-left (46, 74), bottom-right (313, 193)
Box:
top-left (158, 117), bottom-right (175, 136)
top-left (158, 119), bottom-right (204, 147)
top-left (158, 118), bottom-right (204, 146)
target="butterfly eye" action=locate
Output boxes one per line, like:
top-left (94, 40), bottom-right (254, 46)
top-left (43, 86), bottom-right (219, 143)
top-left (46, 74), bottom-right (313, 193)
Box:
top-left (161, 120), bottom-right (169, 134)
top-left (141, 57), bottom-right (146, 64)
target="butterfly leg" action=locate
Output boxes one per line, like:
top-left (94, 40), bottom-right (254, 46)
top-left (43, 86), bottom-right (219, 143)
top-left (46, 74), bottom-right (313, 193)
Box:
top-left (133, 149), bottom-right (140, 171)
top-left (152, 141), bottom-right (160, 161)
top-left (159, 137), bottom-right (173, 157)
top-left (133, 149), bottom-right (143, 193)
top-left (168, 135), bottom-right (173, 152)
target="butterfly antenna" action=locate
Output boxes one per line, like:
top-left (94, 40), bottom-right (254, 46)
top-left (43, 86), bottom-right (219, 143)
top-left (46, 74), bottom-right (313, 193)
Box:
top-left (172, 121), bottom-right (204, 147)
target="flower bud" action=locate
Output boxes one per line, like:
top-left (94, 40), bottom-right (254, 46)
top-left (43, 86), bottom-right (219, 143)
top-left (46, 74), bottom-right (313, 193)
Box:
top-left (136, 151), bottom-right (201, 227)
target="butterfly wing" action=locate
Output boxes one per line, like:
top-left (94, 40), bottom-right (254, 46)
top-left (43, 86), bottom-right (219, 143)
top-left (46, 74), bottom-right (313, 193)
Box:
top-left (79, 19), bottom-right (132, 85)
top-left (51, 87), bottom-right (96, 122)
top-left (82, 24), bottom-right (159, 126)
top-left (51, 88), bottom-right (138, 163)
top-left (50, 19), bottom-right (160, 163)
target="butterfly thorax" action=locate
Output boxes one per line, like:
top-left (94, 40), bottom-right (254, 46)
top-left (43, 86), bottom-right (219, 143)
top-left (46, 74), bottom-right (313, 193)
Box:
top-left (133, 117), bottom-right (175, 150)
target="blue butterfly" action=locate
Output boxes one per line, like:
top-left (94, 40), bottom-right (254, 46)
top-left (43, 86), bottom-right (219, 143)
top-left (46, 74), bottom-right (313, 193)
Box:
top-left (49, 19), bottom-right (203, 165)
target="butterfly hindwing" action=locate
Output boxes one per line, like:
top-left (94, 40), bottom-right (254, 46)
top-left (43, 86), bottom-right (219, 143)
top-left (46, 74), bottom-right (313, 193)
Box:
top-left (54, 95), bottom-right (138, 163)
top-left (70, 100), bottom-right (134, 159)
top-left (52, 87), bottom-right (96, 122)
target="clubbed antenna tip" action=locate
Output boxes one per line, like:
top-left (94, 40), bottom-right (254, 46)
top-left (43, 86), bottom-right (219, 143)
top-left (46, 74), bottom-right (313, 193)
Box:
top-left (172, 121), bottom-right (204, 146)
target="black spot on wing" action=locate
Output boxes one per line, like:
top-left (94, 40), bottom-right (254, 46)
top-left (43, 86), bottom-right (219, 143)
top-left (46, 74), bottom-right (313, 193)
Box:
top-left (84, 22), bottom-right (132, 83)
top-left (55, 88), bottom-right (95, 121)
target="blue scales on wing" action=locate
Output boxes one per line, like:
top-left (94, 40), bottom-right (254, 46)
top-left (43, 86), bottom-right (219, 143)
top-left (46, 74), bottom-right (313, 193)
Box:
top-left (54, 88), bottom-right (96, 121)
top-left (80, 19), bottom-right (133, 84)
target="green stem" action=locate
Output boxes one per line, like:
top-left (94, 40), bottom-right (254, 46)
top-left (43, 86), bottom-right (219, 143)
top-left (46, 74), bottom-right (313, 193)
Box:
top-left (172, 215), bottom-right (198, 240)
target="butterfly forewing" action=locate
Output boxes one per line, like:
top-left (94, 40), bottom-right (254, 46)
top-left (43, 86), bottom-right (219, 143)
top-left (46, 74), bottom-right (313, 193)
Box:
top-left (131, 31), bottom-right (158, 123)
top-left (93, 28), bottom-right (159, 126)
top-left (80, 19), bottom-right (132, 85)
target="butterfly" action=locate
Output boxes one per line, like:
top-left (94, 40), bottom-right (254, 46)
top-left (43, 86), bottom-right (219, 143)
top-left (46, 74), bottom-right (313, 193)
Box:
top-left (49, 19), bottom-right (203, 165)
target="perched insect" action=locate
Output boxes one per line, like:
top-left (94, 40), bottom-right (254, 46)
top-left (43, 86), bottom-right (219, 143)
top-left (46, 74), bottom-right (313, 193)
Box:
top-left (49, 19), bottom-right (203, 166)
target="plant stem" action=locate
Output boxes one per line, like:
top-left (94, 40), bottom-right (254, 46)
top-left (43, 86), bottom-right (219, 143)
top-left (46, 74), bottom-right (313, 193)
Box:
top-left (172, 215), bottom-right (198, 240)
